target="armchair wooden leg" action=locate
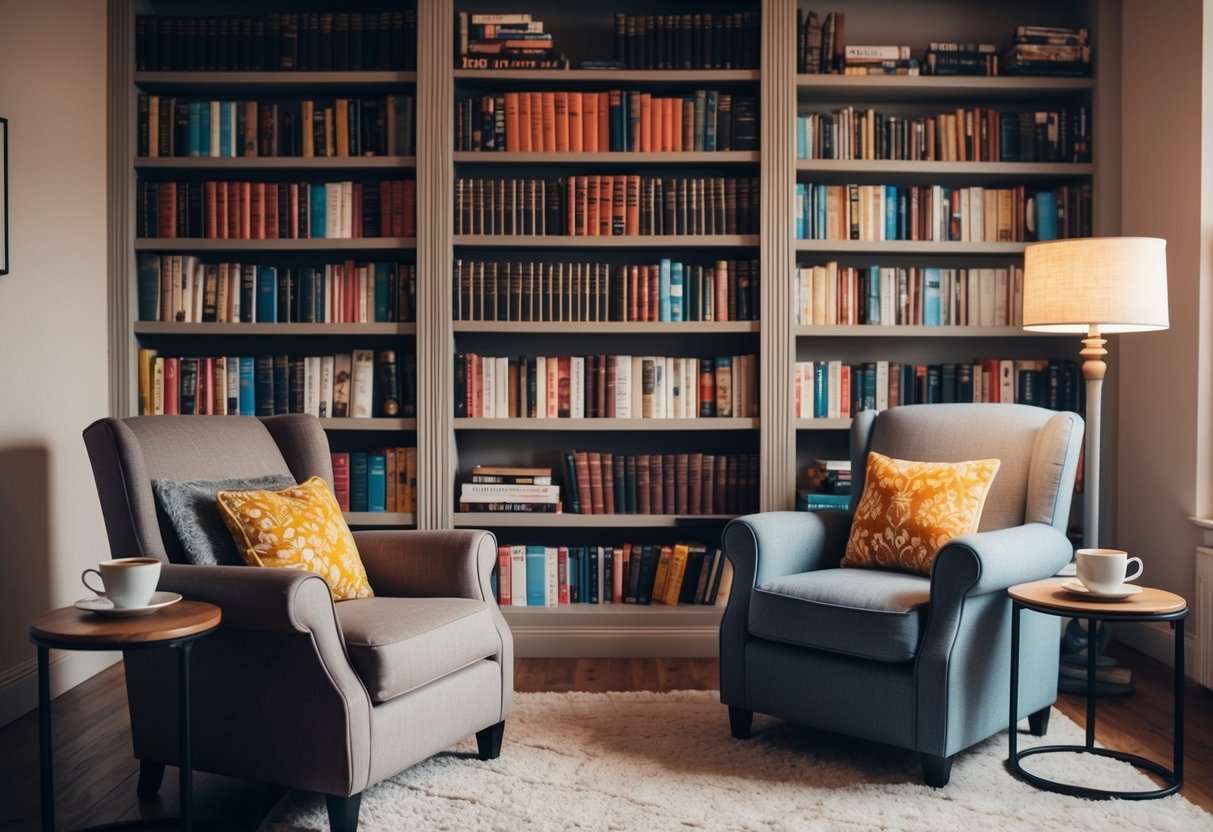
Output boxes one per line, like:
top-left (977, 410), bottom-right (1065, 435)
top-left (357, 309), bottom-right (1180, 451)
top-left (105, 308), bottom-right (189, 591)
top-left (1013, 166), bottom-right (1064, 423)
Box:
top-left (921, 753), bottom-right (953, 788)
top-left (476, 720), bottom-right (506, 760)
top-left (325, 792), bottom-right (362, 832)
top-left (1027, 706), bottom-right (1051, 736)
top-left (728, 706), bottom-right (753, 739)
top-left (136, 760), bottom-right (165, 800)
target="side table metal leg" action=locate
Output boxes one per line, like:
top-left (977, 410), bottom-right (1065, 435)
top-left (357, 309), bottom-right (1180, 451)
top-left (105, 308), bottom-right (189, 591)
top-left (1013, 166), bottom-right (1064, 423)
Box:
top-left (38, 645), bottom-right (53, 832)
top-left (178, 641), bottom-right (193, 832)
top-left (1085, 619), bottom-right (1097, 749)
top-left (1174, 619), bottom-right (1185, 787)
top-left (1008, 602), bottom-right (1020, 764)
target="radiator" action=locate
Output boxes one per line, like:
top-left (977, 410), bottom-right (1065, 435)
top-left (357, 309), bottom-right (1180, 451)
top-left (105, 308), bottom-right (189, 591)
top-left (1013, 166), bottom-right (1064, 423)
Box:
top-left (1198, 546), bottom-right (1213, 689)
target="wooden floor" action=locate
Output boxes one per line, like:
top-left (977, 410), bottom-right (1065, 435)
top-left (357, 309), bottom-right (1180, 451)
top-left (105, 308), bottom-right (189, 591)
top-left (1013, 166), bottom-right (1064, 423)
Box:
top-left (0, 645), bottom-right (1208, 830)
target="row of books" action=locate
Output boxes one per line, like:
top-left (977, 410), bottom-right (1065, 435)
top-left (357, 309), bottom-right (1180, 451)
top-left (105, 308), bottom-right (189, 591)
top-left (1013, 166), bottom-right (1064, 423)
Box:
top-left (134, 348), bottom-right (416, 419)
top-left (452, 259), bottom-right (759, 324)
top-left (136, 255), bottom-right (415, 325)
top-left (794, 182), bottom-right (1093, 243)
top-left (452, 176), bottom-right (760, 237)
top-left (1002, 27), bottom-right (1091, 76)
top-left (792, 358), bottom-right (1082, 419)
top-left (331, 448), bottom-right (416, 514)
top-left (794, 264), bottom-right (1024, 328)
top-left (454, 90), bottom-right (758, 154)
top-left (795, 106), bottom-right (1091, 164)
top-left (562, 450), bottom-right (759, 516)
top-left (135, 12), bottom-right (418, 72)
top-left (455, 11), bottom-right (569, 70)
top-left (607, 12), bottom-right (760, 70)
top-left (494, 541), bottom-right (733, 608)
top-left (137, 95), bottom-right (415, 159)
top-left (453, 353), bottom-right (759, 421)
top-left (135, 179), bottom-right (416, 240)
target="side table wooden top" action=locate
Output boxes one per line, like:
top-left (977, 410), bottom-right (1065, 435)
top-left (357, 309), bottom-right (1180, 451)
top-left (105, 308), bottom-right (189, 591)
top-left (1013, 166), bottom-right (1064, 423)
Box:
top-left (30, 600), bottom-right (221, 646)
top-left (1009, 579), bottom-right (1187, 616)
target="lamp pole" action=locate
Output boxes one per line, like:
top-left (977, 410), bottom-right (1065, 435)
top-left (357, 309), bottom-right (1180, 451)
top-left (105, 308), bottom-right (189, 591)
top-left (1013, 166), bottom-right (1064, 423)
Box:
top-left (1080, 324), bottom-right (1107, 548)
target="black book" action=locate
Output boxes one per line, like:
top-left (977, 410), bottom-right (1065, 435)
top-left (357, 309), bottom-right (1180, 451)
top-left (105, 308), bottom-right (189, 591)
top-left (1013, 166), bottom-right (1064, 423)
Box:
top-left (624, 455), bottom-right (638, 513)
top-left (563, 450), bottom-right (581, 513)
top-left (624, 544), bottom-right (644, 603)
top-left (376, 349), bottom-right (401, 417)
top-left (239, 265), bottom-right (256, 323)
top-left (614, 14), bottom-right (626, 65)
top-left (679, 546), bottom-right (707, 604)
top-left (636, 544), bottom-right (662, 605)
top-left (254, 355), bottom-right (275, 416)
top-left (272, 354), bottom-right (290, 414)
top-left (178, 357), bottom-right (199, 415)
top-left (613, 454), bottom-right (626, 513)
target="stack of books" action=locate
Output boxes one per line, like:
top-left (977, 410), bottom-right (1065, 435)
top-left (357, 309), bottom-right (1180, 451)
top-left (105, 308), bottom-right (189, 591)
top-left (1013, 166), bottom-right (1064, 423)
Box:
top-left (799, 458), bottom-right (852, 511)
top-left (842, 44), bottom-right (918, 76)
top-left (923, 41), bottom-right (999, 76)
top-left (459, 465), bottom-right (561, 512)
top-left (1001, 26), bottom-right (1091, 75)
top-left (456, 12), bottom-right (568, 70)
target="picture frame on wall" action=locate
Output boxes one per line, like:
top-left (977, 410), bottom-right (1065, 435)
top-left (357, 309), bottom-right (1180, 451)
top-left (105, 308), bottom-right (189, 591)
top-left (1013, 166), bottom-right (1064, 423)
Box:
top-left (0, 117), bottom-right (7, 275)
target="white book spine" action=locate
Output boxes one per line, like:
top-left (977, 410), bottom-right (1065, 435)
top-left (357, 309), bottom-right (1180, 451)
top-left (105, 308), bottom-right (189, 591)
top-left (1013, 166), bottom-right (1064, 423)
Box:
top-left (571, 356), bottom-right (585, 418)
top-left (495, 355), bottom-right (509, 418)
top-left (545, 547), bottom-right (559, 607)
top-left (614, 356), bottom-right (632, 419)
top-left (535, 356), bottom-right (547, 419)
top-left (350, 349), bottom-right (375, 418)
top-left (483, 356), bottom-right (496, 419)
top-left (319, 355), bottom-right (334, 418)
top-left (510, 545), bottom-right (528, 606)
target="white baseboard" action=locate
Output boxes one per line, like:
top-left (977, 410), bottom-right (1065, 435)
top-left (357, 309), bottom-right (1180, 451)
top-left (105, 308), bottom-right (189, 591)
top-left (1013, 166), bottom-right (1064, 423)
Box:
top-left (1110, 622), bottom-right (1201, 685)
top-left (0, 651), bottom-right (121, 729)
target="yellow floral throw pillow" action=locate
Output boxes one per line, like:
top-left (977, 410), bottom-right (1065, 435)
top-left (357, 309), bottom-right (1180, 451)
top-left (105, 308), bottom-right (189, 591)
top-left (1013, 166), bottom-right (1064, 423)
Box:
top-left (841, 451), bottom-right (1000, 576)
top-left (216, 476), bottom-right (373, 600)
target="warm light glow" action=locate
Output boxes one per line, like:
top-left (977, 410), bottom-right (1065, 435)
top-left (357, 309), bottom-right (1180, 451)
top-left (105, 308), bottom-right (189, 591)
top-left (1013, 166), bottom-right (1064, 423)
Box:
top-left (1022, 237), bottom-right (1169, 333)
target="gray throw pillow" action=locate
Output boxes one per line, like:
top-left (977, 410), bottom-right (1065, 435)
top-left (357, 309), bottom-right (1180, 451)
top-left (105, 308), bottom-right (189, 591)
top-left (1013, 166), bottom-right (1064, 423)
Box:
top-left (152, 474), bottom-right (297, 566)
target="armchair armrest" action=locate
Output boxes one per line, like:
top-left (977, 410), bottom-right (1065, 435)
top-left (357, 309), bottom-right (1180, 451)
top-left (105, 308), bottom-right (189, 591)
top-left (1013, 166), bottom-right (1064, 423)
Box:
top-left (352, 529), bottom-right (497, 601)
top-left (930, 523), bottom-right (1073, 602)
top-left (158, 563), bottom-right (339, 634)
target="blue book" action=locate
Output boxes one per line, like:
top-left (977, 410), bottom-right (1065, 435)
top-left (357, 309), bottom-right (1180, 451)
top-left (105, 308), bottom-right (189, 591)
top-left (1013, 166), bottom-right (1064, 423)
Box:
top-left (568, 546), bottom-right (582, 603)
top-left (813, 362), bottom-right (828, 419)
top-left (885, 185), bottom-right (897, 240)
top-left (255, 266), bottom-right (278, 323)
top-left (867, 265), bottom-right (881, 325)
top-left (239, 356), bottom-right (256, 415)
top-left (187, 102), bottom-right (203, 156)
top-left (198, 104), bottom-right (211, 156)
top-left (374, 263), bottom-right (390, 322)
top-left (669, 261), bottom-right (684, 322)
top-left (609, 93), bottom-right (624, 152)
top-left (1035, 191), bottom-right (1058, 241)
top-left (794, 183), bottom-right (806, 239)
top-left (219, 102), bottom-right (234, 157)
top-left (703, 90), bottom-right (718, 152)
top-left (137, 253), bottom-right (160, 321)
top-left (923, 267), bottom-right (942, 326)
top-left (795, 116), bottom-right (806, 159)
top-left (367, 453), bottom-right (387, 512)
top-left (310, 185), bottom-right (327, 239)
top-left (526, 545), bottom-right (547, 606)
top-left (349, 452), bottom-right (369, 512)
top-left (658, 258), bottom-right (672, 322)
top-left (815, 184), bottom-right (827, 240)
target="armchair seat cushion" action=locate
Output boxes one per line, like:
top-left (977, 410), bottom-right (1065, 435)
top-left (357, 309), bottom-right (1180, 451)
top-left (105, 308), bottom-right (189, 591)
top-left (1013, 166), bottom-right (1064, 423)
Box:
top-left (749, 569), bottom-right (930, 662)
top-left (337, 597), bottom-right (501, 703)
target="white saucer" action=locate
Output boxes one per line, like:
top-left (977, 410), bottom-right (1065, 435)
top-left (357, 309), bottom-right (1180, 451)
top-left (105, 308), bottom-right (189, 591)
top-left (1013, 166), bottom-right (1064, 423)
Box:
top-left (1061, 580), bottom-right (1142, 600)
top-left (74, 591), bottom-right (183, 617)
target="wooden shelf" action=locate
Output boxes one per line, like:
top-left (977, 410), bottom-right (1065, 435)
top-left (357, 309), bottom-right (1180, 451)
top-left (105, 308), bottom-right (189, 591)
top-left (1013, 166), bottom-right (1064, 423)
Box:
top-left (453, 151), bottom-right (759, 165)
top-left (136, 156), bottom-right (416, 170)
top-left (794, 160), bottom-right (1093, 182)
top-left (795, 74), bottom-right (1093, 102)
top-left (345, 512), bottom-right (416, 526)
top-left (453, 321), bottom-right (759, 334)
top-left (793, 325), bottom-right (1056, 338)
top-left (455, 235), bottom-right (759, 248)
top-left (454, 418), bottom-right (758, 431)
top-left (134, 238), bottom-right (416, 252)
top-left (134, 322), bottom-right (416, 336)
top-left (135, 70), bottom-right (417, 88)
top-left (453, 513), bottom-right (735, 528)
top-left (794, 240), bottom-right (1027, 254)
top-left (454, 69), bottom-right (759, 83)
top-left (320, 418), bottom-right (417, 431)
top-left (795, 418), bottom-right (853, 431)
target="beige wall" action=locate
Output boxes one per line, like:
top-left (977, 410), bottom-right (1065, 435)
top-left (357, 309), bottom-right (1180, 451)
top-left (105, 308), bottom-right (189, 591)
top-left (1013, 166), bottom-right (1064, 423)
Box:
top-left (0, 0), bottom-right (115, 726)
top-left (1115, 0), bottom-right (1209, 664)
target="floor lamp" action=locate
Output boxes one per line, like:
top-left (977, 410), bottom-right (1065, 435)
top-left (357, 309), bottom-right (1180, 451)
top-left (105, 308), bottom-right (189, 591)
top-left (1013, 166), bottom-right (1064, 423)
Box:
top-left (1022, 236), bottom-right (1170, 694)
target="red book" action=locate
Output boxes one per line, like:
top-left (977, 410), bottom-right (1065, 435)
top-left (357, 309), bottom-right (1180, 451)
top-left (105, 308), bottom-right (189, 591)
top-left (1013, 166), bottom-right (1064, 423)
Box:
top-left (264, 183), bottom-right (279, 239)
top-left (226, 182), bottom-right (240, 239)
top-left (157, 182), bottom-right (177, 238)
top-left (650, 453), bottom-right (664, 514)
top-left (203, 181), bottom-right (218, 238)
top-left (331, 452), bottom-right (351, 511)
top-left (401, 180), bottom-right (416, 237)
top-left (557, 546), bottom-right (569, 604)
top-left (573, 451), bottom-right (592, 514)
top-left (497, 545), bottom-right (511, 605)
top-left (162, 357), bottom-right (180, 415)
top-left (588, 452), bottom-right (605, 514)
top-left (601, 453), bottom-right (615, 515)
top-left (239, 181), bottom-right (252, 239)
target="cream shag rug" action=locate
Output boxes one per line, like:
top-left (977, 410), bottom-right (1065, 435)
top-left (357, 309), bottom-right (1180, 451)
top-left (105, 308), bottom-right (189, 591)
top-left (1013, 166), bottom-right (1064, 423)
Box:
top-left (260, 690), bottom-right (1209, 831)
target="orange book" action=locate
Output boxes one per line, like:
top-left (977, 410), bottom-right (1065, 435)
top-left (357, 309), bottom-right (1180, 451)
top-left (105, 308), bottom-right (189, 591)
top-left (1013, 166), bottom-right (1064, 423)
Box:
top-left (639, 93), bottom-right (652, 152)
top-left (662, 99), bottom-right (675, 152)
top-left (249, 182), bottom-right (264, 239)
top-left (335, 98), bottom-right (350, 157)
top-left (503, 92), bottom-right (521, 152)
top-left (582, 92), bottom-right (598, 152)
top-left (567, 92), bottom-right (583, 152)
top-left (517, 92), bottom-right (533, 152)
top-left (227, 182), bottom-right (241, 239)
top-left (204, 181), bottom-right (218, 238)
top-left (541, 91), bottom-right (557, 152)
top-left (598, 176), bottom-right (613, 236)
top-left (529, 92), bottom-right (544, 153)
top-left (597, 92), bottom-right (609, 154)
top-left (650, 96), bottom-right (662, 152)
top-left (553, 91), bottom-right (569, 152)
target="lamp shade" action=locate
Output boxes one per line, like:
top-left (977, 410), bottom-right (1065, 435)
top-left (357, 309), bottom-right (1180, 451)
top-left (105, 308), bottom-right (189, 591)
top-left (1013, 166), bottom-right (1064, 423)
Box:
top-left (1022, 237), bottom-right (1169, 333)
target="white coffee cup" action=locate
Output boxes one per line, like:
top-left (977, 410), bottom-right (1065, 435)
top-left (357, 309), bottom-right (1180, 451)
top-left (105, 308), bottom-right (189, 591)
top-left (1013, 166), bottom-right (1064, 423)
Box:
top-left (81, 557), bottom-right (161, 609)
top-left (1075, 548), bottom-right (1143, 595)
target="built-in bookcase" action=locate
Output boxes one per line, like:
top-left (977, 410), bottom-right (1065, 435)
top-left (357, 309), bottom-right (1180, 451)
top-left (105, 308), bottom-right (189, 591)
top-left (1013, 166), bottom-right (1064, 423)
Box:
top-left (109, 0), bottom-right (1114, 656)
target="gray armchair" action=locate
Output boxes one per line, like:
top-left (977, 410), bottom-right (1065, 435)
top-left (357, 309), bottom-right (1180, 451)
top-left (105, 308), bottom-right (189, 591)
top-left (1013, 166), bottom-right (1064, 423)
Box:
top-left (83, 414), bottom-right (513, 832)
top-left (721, 403), bottom-right (1083, 786)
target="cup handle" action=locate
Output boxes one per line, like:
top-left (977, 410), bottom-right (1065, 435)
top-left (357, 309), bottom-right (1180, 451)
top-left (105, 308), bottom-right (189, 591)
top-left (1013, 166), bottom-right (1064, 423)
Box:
top-left (82, 569), bottom-right (106, 596)
top-left (1124, 557), bottom-right (1144, 583)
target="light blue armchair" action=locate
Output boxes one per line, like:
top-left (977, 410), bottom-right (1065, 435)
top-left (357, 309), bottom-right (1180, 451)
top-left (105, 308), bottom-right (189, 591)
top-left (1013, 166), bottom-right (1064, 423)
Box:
top-left (720, 403), bottom-right (1083, 786)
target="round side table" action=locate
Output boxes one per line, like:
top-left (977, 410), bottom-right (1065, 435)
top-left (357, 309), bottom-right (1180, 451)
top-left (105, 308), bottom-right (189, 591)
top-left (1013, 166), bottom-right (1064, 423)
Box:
top-left (30, 600), bottom-right (221, 831)
top-left (1006, 578), bottom-right (1187, 800)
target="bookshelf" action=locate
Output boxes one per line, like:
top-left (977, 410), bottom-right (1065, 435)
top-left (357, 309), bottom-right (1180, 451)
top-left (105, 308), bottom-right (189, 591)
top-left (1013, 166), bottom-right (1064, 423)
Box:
top-left (108, 0), bottom-right (1114, 656)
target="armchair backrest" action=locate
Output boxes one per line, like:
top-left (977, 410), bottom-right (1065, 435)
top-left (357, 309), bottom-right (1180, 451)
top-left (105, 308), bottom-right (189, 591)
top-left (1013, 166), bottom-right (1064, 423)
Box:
top-left (83, 414), bottom-right (334, 564)
top-left (850, 404), bottom-right (1083, 532)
